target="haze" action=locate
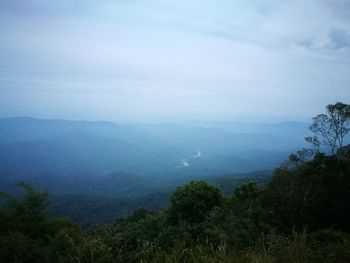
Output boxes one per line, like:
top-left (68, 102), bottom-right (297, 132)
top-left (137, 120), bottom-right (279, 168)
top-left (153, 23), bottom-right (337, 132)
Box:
top-left (1, 0), bottom-right (350, 122)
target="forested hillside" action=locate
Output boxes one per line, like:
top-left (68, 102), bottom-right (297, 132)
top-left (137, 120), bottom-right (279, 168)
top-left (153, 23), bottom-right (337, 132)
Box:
top-left (48, 170), bottom-right (271, 227)
top-left (1, 148), bottom-right (349, 262)
top-left (0, 117), bottom-right (305, 227)
top-left (0, 118), bottom-right (306, 187)
top-left (1, 102), bottom-right (350, 262)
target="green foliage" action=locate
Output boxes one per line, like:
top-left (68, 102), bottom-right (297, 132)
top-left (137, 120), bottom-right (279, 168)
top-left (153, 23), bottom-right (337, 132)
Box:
top-left (211, 170), bottom-right (271, 196)
top-left (306, 102), bottom-right (350, 154)
top-left (168, 180), bottom-right (224, 225)
top-left (266, 152), bottom-right (350, 232)
top-left (0, 183), bottom-right (115, 263)
top-left (0, 183), bottom-right (49, 237)
top-left (1, 146), bottom-right (350, 262)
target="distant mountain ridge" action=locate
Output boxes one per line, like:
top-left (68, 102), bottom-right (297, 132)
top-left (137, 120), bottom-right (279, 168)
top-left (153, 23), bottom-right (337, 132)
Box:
top-left (0, 117), bottom-right (308, 197)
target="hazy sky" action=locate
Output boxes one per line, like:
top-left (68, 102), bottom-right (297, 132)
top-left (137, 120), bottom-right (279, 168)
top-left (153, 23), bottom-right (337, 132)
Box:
top-left (1, 0), bottom-right (350, 122)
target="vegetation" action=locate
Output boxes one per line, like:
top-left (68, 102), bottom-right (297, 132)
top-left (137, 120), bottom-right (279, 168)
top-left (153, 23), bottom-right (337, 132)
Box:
top-left (48, 171), bottom-right (270, 227)
top-left (1, 147), bottom-right (350, 262)
top-left (0, 103), bottom-right (350, 262)
top-left (306, 102), bottom-right (350, 154)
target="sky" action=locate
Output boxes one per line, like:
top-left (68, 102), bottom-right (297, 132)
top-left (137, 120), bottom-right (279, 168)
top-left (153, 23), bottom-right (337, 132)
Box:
top-left (1, 0), bottom-right (350, 122)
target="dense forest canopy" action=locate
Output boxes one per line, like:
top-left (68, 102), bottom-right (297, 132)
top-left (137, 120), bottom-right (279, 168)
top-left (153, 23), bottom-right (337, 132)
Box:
top-left (0, 116), bottom-right (306, 226)
top-left (0, 103), bottom-right (350, 262)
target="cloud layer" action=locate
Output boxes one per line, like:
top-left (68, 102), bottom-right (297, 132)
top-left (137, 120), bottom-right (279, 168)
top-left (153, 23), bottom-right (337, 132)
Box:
top-left (1, 0), bottom-right (350, 121)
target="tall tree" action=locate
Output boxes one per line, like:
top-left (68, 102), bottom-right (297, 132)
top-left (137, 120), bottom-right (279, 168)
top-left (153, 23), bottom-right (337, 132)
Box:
top-left (168, 180), bottom-right (224, 224)
top-left (306, 102), bottom-right (350, 154)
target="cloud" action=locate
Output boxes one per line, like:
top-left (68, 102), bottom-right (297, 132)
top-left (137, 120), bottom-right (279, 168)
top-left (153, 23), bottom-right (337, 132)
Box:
top-left (328, 28), bottom-right (350, 50)
top-left (0, 0), bottom-right (93, 16)
top-left (1, 0), bottom-right (350, 121)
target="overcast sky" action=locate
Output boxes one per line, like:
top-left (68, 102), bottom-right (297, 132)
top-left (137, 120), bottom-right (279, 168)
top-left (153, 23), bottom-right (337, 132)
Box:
top-left (1, 0), bottom-right (350, 122)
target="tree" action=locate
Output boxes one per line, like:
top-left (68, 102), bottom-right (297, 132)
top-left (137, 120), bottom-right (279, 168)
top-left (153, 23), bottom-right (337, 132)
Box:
top-left (0, 182), bottom-right (49, 239)
top-left (306, 102), bottom-right (350, 155)
top-left (168, 180), bottom-right (224, 224)
top-left (266, 151), bottom-right (350, 232)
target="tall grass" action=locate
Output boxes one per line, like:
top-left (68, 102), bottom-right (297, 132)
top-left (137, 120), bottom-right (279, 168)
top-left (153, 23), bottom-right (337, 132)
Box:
top-left (124, 230), bottom-right (349, 263)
